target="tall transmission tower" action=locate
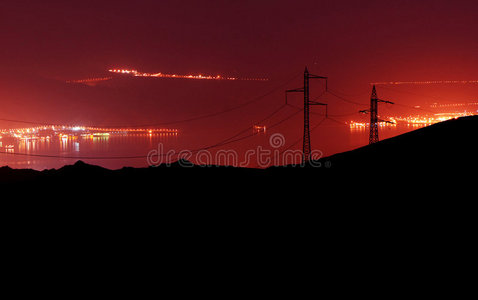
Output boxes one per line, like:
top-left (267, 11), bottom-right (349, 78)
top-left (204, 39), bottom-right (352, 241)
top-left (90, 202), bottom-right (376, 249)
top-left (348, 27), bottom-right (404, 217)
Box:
top-left (360, 85), bottom-right (394, 144)
top-left (370, 85), bottom-right (379, 144)
top-left (286, 67), bottom-right (327, 163)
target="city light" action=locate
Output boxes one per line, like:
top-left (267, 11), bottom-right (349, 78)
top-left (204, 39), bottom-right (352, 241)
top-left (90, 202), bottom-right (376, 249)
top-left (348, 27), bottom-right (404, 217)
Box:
top-left (108, 69), bottom-right (269, 81)
top-left (0, 125), bottom-right (179, 152)
top-left (430, 102), bottom-right (478, 108)
top-left (66, 77), bottom-right (113, 85)
top-left (371, 80), bottom-right (478, 85)
top-left (349, 111), bottom-right (476, 130)
top-left (253, 125), bottom-right (267, 134)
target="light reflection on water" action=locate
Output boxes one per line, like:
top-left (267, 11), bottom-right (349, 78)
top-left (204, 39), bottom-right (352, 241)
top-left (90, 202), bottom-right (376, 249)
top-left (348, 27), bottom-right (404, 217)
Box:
top-left (1, 133), bottom-right (179, 170)
top-left (1, 125), bottom-right (428, 170)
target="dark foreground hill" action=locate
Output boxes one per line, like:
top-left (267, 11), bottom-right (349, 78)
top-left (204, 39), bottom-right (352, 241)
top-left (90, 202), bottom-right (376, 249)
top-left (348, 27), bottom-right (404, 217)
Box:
top-left (3, 118), bottom-right (476, 276)
top-left (324, 115), bottom-right (478, 173)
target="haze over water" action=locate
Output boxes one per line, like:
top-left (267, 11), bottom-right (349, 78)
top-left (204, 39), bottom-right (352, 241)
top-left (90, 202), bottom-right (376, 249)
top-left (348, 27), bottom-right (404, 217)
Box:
top-left (0, 124), bottom-right (426, 170)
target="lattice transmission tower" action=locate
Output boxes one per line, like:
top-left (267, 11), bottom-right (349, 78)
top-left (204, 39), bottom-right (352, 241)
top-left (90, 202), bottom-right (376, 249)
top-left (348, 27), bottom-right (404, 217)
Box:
top-left (286, 67), bottom-right (328, 162)
top-left (360, 85), bottom-right (394, 144)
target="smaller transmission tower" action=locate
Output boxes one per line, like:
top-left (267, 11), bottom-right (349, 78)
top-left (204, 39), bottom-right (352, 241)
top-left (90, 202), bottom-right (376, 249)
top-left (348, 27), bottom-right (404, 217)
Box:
top-left (360, 85), bottom-right (394, 144)
top-left (369, 85), bottom-right (379, 144)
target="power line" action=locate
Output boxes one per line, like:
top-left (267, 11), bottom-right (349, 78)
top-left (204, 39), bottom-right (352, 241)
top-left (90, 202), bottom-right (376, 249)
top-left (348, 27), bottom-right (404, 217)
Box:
top-left (392, 102), bottom-right (435, 113)
top-left (197, 103), bottom-right (294, 148)
top-left (281, 117), bottom-right (327, 153)
top-left (374, 89), bottom-right (436, 113)
top-left (327, 89), bottom-right (368, 106)
top-left (190, 108), bottom-right (303, 153)
top-left (287, 93), bottom-right (361, 118)
top-left (326, 88), bottom-right (369, 98)
top-left (0, 72), bottom-right (301, 129)
top-left (309, 110), bottom-right (360, 118)
top-left (328, 86), bottom-right (438, 114)
top-left (0, 106), bottom-right (303, 160)
top-left (0, 118), bottom-right (58, 126)
top-left (0, 151), bottom-right (148, 160)
top-left (326, 116), bottom-right (348, 126)
top-left (378, 85), bottom-right (467, 108)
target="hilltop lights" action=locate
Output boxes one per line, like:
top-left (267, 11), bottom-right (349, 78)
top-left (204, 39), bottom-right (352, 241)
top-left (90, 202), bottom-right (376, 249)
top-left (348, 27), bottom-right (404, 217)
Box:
top-left (109, 68), bottom-right (236, 80)
top-left (108, 68), bottom-right (268, 81)
top-left (66, 77), bottom-right (112, 84)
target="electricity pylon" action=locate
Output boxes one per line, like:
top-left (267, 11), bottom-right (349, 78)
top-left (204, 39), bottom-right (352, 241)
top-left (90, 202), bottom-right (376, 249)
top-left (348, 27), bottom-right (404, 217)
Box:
top-left (360, 85), bottom-right (394, 144)
top-left (286, 67), bottom-right (328, 163)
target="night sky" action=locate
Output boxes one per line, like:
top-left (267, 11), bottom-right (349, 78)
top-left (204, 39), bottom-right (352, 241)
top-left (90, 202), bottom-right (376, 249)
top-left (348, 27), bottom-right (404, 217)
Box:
top-left (1, 0), bottom-right (477, 155)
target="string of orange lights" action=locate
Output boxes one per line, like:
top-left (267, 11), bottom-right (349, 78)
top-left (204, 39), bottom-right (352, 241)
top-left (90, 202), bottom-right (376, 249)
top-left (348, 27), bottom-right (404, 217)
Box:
top-left (108, 69), bottom-right (269, 81)
top-left (66, 77), bottom-right (113, 84)
top-left (371, 80), bottom-right (478, 85)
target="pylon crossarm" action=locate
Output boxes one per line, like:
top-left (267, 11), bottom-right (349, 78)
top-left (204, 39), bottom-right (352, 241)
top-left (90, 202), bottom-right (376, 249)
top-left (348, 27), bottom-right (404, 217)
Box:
top-left (378, 119), bottom-right (395, 124)
top-left (308, 75), bottom-right (328, 91)
top-left (309, 101), bottom-right (327, 106)
top-left (377, 99), bottom-right (394, 104)
top-left (308, 74), bottom-right (328, 79)
top-left (286, 88), bottom-right (305, 105)
top-left (286, 88), bottom-right (304, 93)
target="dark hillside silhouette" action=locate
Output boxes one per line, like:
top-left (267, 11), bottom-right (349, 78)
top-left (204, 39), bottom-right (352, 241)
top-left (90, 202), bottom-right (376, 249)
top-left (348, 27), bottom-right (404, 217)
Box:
top-left (323, 115), bottom-right (477, 173)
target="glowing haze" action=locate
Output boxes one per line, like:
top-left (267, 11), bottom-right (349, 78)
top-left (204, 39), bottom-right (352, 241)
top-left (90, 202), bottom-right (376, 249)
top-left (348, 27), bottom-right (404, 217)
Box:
top-left (1, 0), bottom-right (478, 163)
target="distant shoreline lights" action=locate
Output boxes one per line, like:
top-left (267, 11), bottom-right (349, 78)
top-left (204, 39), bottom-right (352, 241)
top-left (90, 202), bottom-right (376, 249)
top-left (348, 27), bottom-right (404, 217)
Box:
top-left (108, 69), bottom-right (269, 81)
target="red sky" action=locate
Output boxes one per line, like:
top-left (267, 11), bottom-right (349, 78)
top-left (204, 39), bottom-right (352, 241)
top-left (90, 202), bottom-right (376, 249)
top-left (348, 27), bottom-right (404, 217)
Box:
top-left (1, 0), bottom-right (477, 155)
